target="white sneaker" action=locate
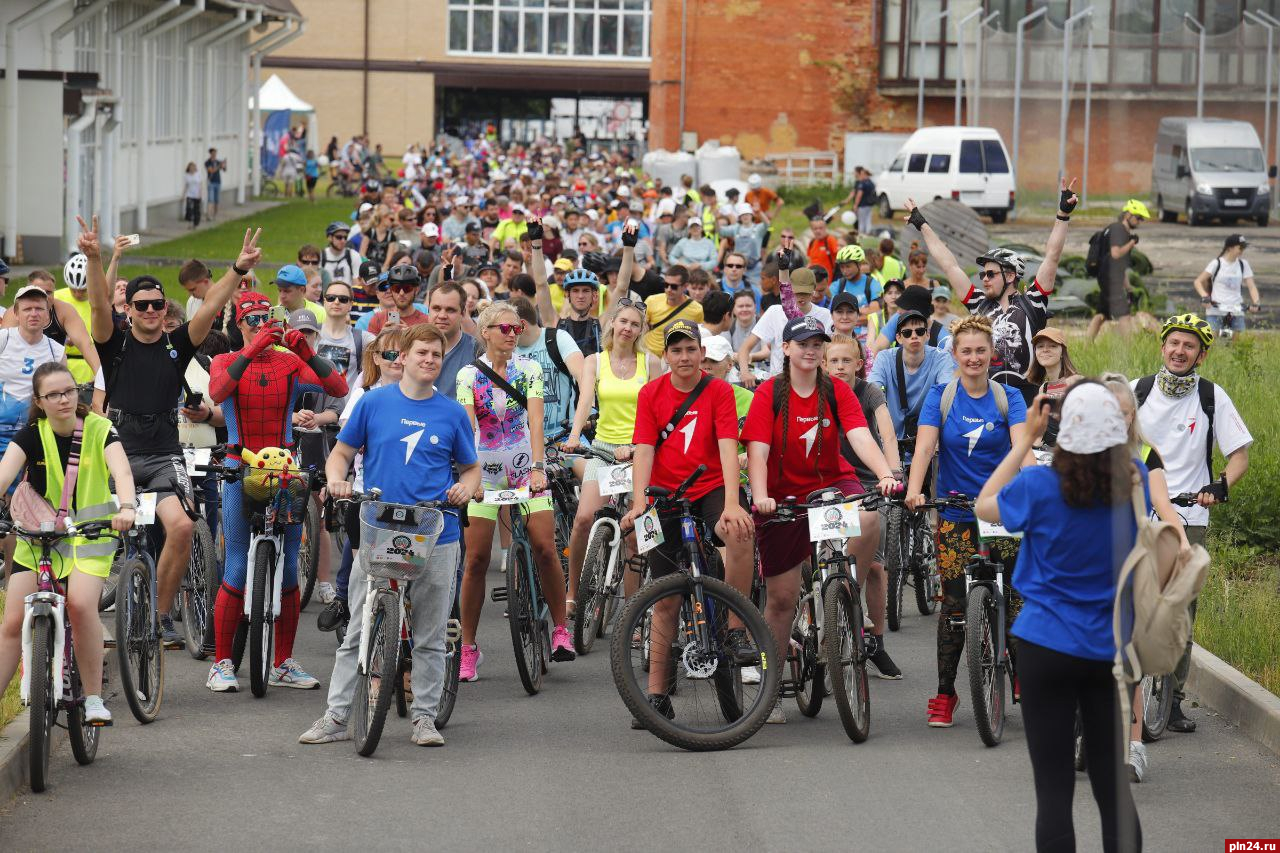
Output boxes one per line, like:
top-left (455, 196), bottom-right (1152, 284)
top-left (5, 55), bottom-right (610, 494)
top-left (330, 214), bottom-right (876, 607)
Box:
top-left (766, 700), bottom-right (787, 724)
top-left (299, 712), bottom-right (350, 744)
top-left (317, 582), bottom-right (337, 605)
top-left (83, 694), bottom-right (112, 724)
top-left (411, 716), bottom-right (445, 747)
top-left (206, 659), bottom-right (239, 693)
top-left (741, 665), bottom-right (762, 685)
top-left (1128, 740), bottom-right (1148, 783)
top-left (269, 658), bottom-right (320, 689)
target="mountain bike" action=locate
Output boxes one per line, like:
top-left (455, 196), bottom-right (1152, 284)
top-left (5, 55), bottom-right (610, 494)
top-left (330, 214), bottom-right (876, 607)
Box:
top-left (181, 445), bottom-right (222, 660)
top-left (3, 519), bottom-right (117, 792)
top-left (111, 498), bottom-right (165, 725)
top-left (545, 442), bottom-right (577, 588)
top-left (882, 490), bottom-right (939, 631)
top-left (574, 447), bottom-right (641, 655)
top-left (489, 492), bottom-right (557, 695)
top-left (610, 466), bottom-right (780, 751)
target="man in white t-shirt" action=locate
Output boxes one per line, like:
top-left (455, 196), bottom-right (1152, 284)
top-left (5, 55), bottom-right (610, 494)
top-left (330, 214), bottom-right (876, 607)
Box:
top-left (1192, 233), bottom-right (1259, 336)
top-left (1133, 313), bottom-right (1252, 734)
top-left (735, 266), bottom-right (832, 386)
top-left (0, 284), bottom-right (67, 446)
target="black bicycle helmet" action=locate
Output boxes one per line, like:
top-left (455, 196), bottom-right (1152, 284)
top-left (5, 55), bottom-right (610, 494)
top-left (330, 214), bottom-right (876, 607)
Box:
top-left (581, 251), bottom-right (610, 275)
top-left (326, 220), bottom-right (351, 238)
top-left (387, 263), bottom-right (420, 287)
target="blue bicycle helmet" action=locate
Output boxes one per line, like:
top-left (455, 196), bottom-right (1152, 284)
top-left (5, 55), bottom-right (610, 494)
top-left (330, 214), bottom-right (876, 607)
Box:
top-left (562, 268), bottom-right (599, 290)
top-left (326, 220), bottom-right (351, 238)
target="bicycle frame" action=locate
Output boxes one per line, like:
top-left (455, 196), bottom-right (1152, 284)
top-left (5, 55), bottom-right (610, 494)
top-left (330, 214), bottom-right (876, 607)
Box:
top-left (241, 482), bottom-right (302, 623)
top-left (509, 503), bottom-right (551, 652)
top-left (19, 554), bottom-right (68, 706)
top-left (960, 538), bottom-right (1010, 673)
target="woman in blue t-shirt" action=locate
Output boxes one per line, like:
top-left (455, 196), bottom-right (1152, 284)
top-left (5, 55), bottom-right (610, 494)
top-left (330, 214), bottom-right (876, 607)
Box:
top-left (905, 314), bottom-right (1029, 728)
top-left (974, 380), bottom-right (1143, 853)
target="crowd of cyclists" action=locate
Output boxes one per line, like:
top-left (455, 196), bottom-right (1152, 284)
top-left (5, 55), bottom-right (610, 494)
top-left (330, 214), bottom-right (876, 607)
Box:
top-left (0, 134), bottom-right (1258, 850)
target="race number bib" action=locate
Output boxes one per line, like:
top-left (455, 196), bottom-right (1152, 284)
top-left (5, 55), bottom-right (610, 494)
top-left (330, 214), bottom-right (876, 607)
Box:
top-left (635, 507), bottom-right (665, 555)
top-left (596, 464), bottom-right (633, 496)
top-left (808, 502), bottom-right (862, 542)
top-left (483, 486), bottom-right (530, 506)
top-left (113, 492), bottom-right (157, 526)
top-left (183, 447), bottom-right (212, 477)
top-left (978, 519), bottom-right (1023, 539)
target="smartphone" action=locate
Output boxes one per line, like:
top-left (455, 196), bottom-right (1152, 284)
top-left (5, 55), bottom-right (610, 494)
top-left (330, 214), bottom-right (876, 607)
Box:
top-left (1039, 396), bottom-right (1061, 417)
top-left (123, 233), bottom-right (142, 247)
top-left (269, 305), bottom-right (288, 324)
top-left (184, 391), bottom-right (204, 409)
top-left (387, 310), bottom-right (401, 326)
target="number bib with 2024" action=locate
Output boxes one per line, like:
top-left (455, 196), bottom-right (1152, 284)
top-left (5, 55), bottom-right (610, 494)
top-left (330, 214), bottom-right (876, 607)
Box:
top-left (596, 464), bottom-right (632, 496)
top-left (808, 502), bottom-right (861, 542)
top-left (635, 507), bottom-right (664, 554)
top-left (484, 486), bottom-right (530, 505)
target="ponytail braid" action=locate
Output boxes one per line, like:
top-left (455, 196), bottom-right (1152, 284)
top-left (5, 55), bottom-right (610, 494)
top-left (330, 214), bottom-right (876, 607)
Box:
top-left (773, 355), bottom-right (793, 466)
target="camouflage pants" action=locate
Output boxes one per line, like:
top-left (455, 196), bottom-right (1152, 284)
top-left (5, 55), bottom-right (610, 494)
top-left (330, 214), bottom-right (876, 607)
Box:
top-left (935, 519), bottom-right (1022, 695)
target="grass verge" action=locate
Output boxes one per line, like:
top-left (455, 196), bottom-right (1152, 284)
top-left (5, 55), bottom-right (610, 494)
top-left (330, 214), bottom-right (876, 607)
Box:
top-left (0, 591), bottom-right (18, 732)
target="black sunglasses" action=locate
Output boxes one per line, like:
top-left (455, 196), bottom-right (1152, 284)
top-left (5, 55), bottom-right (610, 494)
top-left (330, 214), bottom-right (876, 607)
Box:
top-left (380, 349), bottom-right (401, 361)
top-left (978, 270), bottom-right (1003, 280)
top-left (724, 263), bottom-right (745, 269)
top-left (898, 326), bottom-right (928, 339)
top-left (616, 297), bottom-right (639, 309)
top-left (324, 294), bottom-right (352, 304)
top-left (131, 298), bottom-right (166, 312)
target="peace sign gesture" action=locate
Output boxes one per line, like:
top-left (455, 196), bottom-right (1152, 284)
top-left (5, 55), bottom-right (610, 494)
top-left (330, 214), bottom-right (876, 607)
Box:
top-left (1059, 176), bottom-right (1080, 216)
top-left (236, 228), bottom-right (263, 271)
top-left (75, 215), bottom-right (102, 260)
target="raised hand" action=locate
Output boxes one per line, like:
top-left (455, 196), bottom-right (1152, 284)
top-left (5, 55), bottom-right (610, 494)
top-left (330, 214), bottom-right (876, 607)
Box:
top-left (621, 220), bottom-right (638, 248)
top-left (76, 215), bottom-right (101, 259)
top-left (237, 228), bottom-right (263, 271)
top-left (1059, 177), bottom-right (1079, 215)
top-left (525, 217), bottom-right (544, 242)
top-left (284, 328), bottom-right (316, 360)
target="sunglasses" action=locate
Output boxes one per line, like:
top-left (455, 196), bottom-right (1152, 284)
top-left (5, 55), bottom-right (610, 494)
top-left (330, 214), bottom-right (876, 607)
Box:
top-left (978, 270), bottom-right (1004, 280)
top-left (898, 327), bottom-right (928, 339)
top-left (389, 284), bottom-right (417, 293)
top-left (331, 234), bottom-right (348, 240)
top-left (299, 259), bottom-right (320, 266)
top-left (324, 294), bottom-right (352, 304)
top-left (664, 281), bottom-right (683, 289)
top-left (379, 349), bottom-right (401, 361)
top-left (487, 322), bottom-right (525, 336)
top-left (243, 313), bottom-right (273, 328)
top-left (724, 263), bottom-right (744, 269)
top-left (615, 297), bottom-right (639, 309)
top-left (131, 298), bottom-right (166, 312)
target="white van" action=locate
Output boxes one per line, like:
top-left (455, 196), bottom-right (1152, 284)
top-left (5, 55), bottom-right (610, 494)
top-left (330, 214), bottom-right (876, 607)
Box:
top-left (875, 127), bottom-right (1016, 223)
top-left (1152, 117), bottom-right (1273, 227)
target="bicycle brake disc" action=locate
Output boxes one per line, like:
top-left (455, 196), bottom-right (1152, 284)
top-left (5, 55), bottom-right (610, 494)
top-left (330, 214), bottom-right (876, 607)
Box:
top-left (682, 643), bottom-right (719, 679)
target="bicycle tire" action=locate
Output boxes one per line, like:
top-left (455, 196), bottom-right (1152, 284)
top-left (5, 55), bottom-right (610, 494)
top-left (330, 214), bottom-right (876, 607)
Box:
top-left (435, 609), bottom-right (461, 729)
top-left (792, 597), bottom-right (825, 718)
top-left (67, 656), bottom-right (100, 766)
top-left (553, 487), bottom-right (574, 588)
top-left (297, 499), bottom-right (321, 611)
top-left (574, 524), bottom-right (612, 655)
top-left (352, 590), bottom-right (399, 757)
top-left (507, 546), bottom-right (543, 695)
top-left (183, 517), bottom-right (216, 660)
top-left (1141, 673), bottom-right (1174, 742)
top-left (824, 580), bottom-right (871, 742)
top-left (28, 615), bottom-right (54, 792)
top-left (611, 573), bottom-right (779, 752)
top-left (966, 585), bottom-right (1005, 747)
top-left (912, 517), bottom-right (939, 616)
top-left (600, 538), bottom-right (632, 638)
top-left (115, 557), bottom-right (163, 723)
top-left (248, 541), bottom-right (275, 698)
top-left (203, 519), bottom-right (223, 658)
top-left (393, 640), bottom-right (409, 719)
top-left (884, 506), bottom-right (905, 632)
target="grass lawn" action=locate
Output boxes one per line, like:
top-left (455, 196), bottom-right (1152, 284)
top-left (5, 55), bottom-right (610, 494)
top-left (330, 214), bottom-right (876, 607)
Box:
top-left (143, 197), bottom-right (356, 265)
top-left (0, 591), bottom-right (17, 733)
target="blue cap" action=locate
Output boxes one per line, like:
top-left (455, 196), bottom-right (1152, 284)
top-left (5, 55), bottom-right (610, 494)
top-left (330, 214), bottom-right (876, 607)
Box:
top-left (275, 264), bottom-right (307, 288)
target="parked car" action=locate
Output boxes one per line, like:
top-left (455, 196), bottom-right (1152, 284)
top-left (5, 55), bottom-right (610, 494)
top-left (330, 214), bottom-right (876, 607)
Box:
top-left (1152, 117), bottom-right (1274, 227)
top-left (876, 126), bottom-right (1016, 223)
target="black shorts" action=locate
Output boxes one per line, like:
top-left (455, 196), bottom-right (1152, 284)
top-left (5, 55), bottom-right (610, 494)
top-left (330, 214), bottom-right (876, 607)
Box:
top-left (305, 176), bottom-right (318, 190)
top-left (127, 453), bottom-right (193, 507)
top-left (1099, 280), bottom-right (1131, 320)
top-left (645, 486), bottom-right (747, 579)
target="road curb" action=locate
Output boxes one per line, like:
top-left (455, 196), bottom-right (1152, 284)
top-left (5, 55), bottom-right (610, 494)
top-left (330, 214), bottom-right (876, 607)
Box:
top-left (1187, 642), bottom-right (1280, 757)
top-left (0, 710), bottom-right (31, 803)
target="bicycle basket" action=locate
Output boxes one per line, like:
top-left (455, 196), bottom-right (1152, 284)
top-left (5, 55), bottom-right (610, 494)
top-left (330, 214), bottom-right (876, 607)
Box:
top-left (357, 500), bottom-right (446, 582)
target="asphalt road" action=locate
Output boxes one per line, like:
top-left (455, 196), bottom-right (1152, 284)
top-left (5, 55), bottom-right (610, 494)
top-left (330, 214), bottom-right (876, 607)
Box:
top-left (2, 555), bottom-right (1278, 852)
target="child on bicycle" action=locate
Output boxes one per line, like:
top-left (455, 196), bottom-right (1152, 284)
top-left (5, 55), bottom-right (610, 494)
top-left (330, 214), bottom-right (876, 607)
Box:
top-left (0, 362), bottom-right (136, 724)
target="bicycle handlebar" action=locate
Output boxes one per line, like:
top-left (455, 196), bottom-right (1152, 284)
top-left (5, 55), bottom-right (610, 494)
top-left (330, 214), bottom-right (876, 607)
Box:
top-left (644, 464), bottom-right (706, 505)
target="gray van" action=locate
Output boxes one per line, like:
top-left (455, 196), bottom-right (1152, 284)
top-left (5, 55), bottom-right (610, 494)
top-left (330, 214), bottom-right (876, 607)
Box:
top-left (1152, 117), bottom-right (1274, 227)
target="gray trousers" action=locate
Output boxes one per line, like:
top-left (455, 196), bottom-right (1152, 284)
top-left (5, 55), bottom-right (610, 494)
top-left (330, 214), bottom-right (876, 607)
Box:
top-left (1173, 524), bottom-right (1208, 701)
top-left (325, 540), bottom-right (459, 723)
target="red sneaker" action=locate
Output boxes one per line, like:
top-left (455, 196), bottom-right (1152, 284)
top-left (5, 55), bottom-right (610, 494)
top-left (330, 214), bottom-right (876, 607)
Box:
top-left (1013, 676), bottom-right (1021, 703)
top-left (927, 693), bottom-right (960, 727)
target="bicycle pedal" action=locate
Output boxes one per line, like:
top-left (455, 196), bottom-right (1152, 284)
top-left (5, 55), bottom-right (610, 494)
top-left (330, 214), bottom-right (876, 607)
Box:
top-left (490, 587), bottom-right (508, 602)
top-left (88, 719), bottom-right (113, 728)
top-left (778, 681), bottom-right (799, 698)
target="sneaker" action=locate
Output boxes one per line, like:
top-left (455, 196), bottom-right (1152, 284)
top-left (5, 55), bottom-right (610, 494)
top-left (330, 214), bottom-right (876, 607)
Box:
top-left (316, 597), bottom-right (348, 633)
top-left (1013, 676), bottom-right (1021, 702)
top-left (411, 716), bottom-right (445, 747)
top-left (459, 644), bottom-right (483, 682)
top-left (927, 692), bottom-right (960, 727)
top-left (723, 627), bottom-right (761, 666)
top-left (869, 647), bottom-right (903, 680)
top-left (741, 665), bottom-right (762, 685)
top-left (766, 700), bottom-right (787, 724)
top-left (1128, 740), bottom-right (1148, 783)
top-left (1168, 700), bottom-right (1197, 733)
top-left (159, 614), bottom-right (185, 650)
top-left (269, 658), bottom-right (320, 689)
top-left (630, 693), bottom-right (675, 730)
top-left (550, 625), bottom-right (576, 662)
top-left (206, 659), bottom-right (239, 693)
top-left (83, 694), bottom-right (111, 724)
top-left (317, 582), bottom-right (337, 605)
top-left (864, 633), bottom-right (882, 658)
top-left (299, 712), bottom-right (350, 744)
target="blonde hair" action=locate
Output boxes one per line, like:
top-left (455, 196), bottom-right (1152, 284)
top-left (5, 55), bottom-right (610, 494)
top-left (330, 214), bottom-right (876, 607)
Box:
top-left (600, 300), bottom-right (648, 356)
top-left (949, 313), bottom-right (994, 345)
top-left (361, 327), bottom-right (405, 390)
top-left (1101, 371), bottom-right (1148, 455)
top-left (476, 301), bottom-right (518, 335)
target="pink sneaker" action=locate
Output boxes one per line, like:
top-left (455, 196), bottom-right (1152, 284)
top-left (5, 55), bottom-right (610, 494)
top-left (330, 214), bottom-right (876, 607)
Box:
top-left (459, 644), bottom-right (483, 682)
top-left (550, 625), bottom-right (576, 662)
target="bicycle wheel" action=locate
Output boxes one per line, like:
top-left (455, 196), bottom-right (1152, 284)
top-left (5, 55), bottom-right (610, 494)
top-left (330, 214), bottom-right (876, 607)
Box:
top-left (203, 520), bottom-right (223, 658)
top-left (435, 609), bottom-right (461, 729)
top-left (115, 557), bottom-right (163, 723)
top-left (574, 523), bottom-right (613, 655)
top-left (611, 573), bottom-right (780, 751)
top-left (393, 639), bottom-right (410, 719)
top-left (28, 615), bottom-right (55, 792)
top-left (507, 546), bottom-right (544, 695)
top-left (824, 580), bottom-right (871, 743)
top-left (248, 541), bottom-right (275, 698)
top-left (966, 585), bottom-right (1005, 747)
top-left (182, 517), bottom-right (216, 660)
top-left (792, 597), bottom-right (825, 718)
top-left (351, 590), bottom-right (399, 757)
top-left (297, 499), bottom-right (321, 611)
top-left (883, 506), bottom-right (905, 632)
top-left (66, 656), bottom-right (100, 766)
top-left (600, 539), bottom-right (633, 638)
top-left (1141, 673), bottom-right (1174, 742)
top-left (553, 486), bottom-right (574, 588)
top-left (913, 517), bottom-right (940, 616)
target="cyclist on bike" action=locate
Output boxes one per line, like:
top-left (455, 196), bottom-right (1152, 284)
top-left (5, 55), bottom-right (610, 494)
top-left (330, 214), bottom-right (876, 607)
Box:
top-left (204, 290), bottom-right (349, 692)
top-left (82, 218), bottom-right (257, 650)
top-left (457, 302), bottom-right (576, 682)
top-left (0, 362), bottom-right (136, 725)
top-left (1131, 314), bottom-right (1252, 733)
top-left (301, 324), bottom-right (480, 747)
top-left (1192, 234), bottom-right (1259, 336)
top-left (905, 314), bottom-right (1031, 728)
top-left (743, 317), bottom-right (898, 723)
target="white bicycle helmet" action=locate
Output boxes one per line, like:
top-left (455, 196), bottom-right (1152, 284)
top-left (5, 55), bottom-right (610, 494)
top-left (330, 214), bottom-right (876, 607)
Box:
top-left (64, 253), bottom-right (90, 290)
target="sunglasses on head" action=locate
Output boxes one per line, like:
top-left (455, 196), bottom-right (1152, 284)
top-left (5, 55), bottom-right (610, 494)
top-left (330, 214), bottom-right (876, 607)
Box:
top-left (898, 326), bottom-right (928, 339)
top-left (325, 294), bottom-right (352, 303)
top-left (488, 322), bottom-right (524, 336)
top-left (379, 349), bottom-right (400, 361)
top-left (131, 298), bottom-right (166, 312)
top-left (615, 297), bottom-right (639, 309)
top-left (243, 313), bottom-right (273, 328)
top-left (978, 270), bottom-right (1004, 280)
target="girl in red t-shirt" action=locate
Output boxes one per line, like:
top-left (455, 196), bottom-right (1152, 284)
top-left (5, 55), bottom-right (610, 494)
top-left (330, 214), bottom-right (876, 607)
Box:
top-left (741, 316), bottom-right (897, 721)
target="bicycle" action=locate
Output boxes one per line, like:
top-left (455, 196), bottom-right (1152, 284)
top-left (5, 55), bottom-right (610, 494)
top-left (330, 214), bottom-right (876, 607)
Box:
top-left (765, 490), bottom-right (876, 743)
top-left (610, 465), bottom-right (780, 751)
top-left (180, 445), bottom-right (222, 660)
top-left (112, 498), bottom-right (165, 724)
top-left (574, 447), bottom-right (642, 655)
top-left (4, 518), bottom-right (117, 792)
top-left (882, 489), bottom-right (940, 631)
top-left (488, 489), bottom-right (558, 695)
top-left (544, 442), bottom-right (578, 588)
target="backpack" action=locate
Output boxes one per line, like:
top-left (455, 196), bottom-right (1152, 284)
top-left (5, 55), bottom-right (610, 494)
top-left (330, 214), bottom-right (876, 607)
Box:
top-left (1134, 375), bottom-right (1216, 476)
top-left (544, 327), bottom-right (578, 413)
top-left (1085, 227), bottom-right (1109, 278)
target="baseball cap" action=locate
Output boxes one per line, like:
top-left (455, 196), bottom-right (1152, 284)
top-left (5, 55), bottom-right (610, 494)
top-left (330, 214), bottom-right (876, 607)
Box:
top-left (421, 222), bottom-right (441, 238)
top-left (663, 319), bottom-right (701, 349)
top-left (789, 267), bottom-right (816, 294)
top-left (895, 309), bottom-right (929, 330)
top-left (234, 291), bottom-right (272, 323)
top-left (359, 259), bottom-right (381, 281)
top-left (275, 264), bottom-right (308, 288)
top-left (932, 285), bottom-right (953, 301)
top-left (747, 173), bottom-right (762, 189)
top-left (882, 278), bottom-right (906, 294)
top-left (628, 200), bottom-right (644, 213)
top-left (830, 292), bottom-right (859, 313)
top-left (1032, 326), bottom-right (1067, 347)
top-left (616, 184), bottom-right (631, 198)
top-left (656, 198), bottom-right (677, 217)
top-left (702, 335), bottom-right (733, 362)
top-left (358, 202), bottom-right (374, 216)
top-left (734, 202), bottom-right (753, 218)
top-left (553, 257), bottom-right (575, 272)
top-left (511, 205), bottom-right (527, 215)
top-left (125, 275), bottom-right (165, 302)
top-left (286, 309), bottom-right (320, 332)
top-left (782, 315), bottom-right (830, 344)
top-left (13, 283), bottom-right (48, 301)
top-left (465, 221), bottom-right (481, 234)
top-left (476, 261), bottom-right (501, 275)
top-left (1224, 233), bottom-right (1249, 250)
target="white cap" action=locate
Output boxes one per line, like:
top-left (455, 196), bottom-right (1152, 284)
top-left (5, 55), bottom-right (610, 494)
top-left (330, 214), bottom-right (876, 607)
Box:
top-left (585, 209), bottom-right (599, 221)
top-left (421, 222), bottom-right (440, 238)
top-left (735, 202), bottom-right (754, 218)
top-left (358, 202), bottom-right (374, 215)
top-left (453, 195), bottom-right (469, 205)
top-left (656, 198), bottom-right (677, 217)
top-left (1057, 383), bottom-right (1130, 454)
top-left (702, 334), bottom-right (733, 362)
top-left (616, 184), bottom-right (631, 198)
top-left (747, 173), bottom-right (762, 188)
top-left (551, 194), bottom-right (567, 205)
top-left (511, 204), bottom-right (527, 215)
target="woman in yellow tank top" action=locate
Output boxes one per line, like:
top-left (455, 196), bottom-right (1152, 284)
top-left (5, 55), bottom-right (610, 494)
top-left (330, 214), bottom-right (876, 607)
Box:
top-left (562, 299), bottom-right (662, 613)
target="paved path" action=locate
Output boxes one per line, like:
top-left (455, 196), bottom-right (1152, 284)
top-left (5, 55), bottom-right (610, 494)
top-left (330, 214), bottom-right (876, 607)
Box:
top-left (1, 557), bottom-right (1277, 851)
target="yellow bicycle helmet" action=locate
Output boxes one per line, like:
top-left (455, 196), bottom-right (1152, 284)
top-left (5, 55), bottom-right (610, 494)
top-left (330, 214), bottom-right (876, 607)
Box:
top-left (1160, 313), bottom-right (1214, 348)
top-left (835, 244), bottom-right (865, 265)
top-left (1122, 199), bottom-right (1151, 220)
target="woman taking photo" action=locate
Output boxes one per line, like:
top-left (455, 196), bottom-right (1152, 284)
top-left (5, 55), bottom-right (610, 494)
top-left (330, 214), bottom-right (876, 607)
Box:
top-left (457, 303), bottom-right (575, 682)
top-left (0, 363), bottom-right (136, 725)
top-left (905, 314), bottom-right (1030, 728)
top-left (742, 316), bottom-right (898, 724)
top-left (975, 380), bottom-right (1144, 852)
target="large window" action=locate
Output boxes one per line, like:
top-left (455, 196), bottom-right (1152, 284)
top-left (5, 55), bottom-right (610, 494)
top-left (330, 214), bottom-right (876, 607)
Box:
top-left (448, 0), bottom-right (650, 59)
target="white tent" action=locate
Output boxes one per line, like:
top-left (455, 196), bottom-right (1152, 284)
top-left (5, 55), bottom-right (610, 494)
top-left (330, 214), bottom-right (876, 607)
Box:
top-left (252, 74), bottom-right (314, 113)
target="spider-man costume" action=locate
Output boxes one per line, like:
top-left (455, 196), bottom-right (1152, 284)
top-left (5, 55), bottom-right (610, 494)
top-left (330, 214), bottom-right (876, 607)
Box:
top-left (208, 293), bottom-right (348, 667)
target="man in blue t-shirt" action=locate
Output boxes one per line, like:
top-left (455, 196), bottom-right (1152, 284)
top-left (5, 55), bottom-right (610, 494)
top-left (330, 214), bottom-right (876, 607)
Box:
top-left (302, 324), bottom-right (480, 748)
top-left (510, 296), bottom-right (584, 446)
top-left (868, 310), bottom-right (956, 442)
